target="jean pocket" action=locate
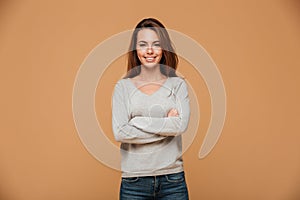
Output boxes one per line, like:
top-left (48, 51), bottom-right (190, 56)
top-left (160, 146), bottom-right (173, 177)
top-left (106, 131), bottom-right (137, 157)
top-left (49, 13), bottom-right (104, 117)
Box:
top-left (165, 172), bottom-right (185, 183)
top-left (122, 177), bottom-right (139, 183)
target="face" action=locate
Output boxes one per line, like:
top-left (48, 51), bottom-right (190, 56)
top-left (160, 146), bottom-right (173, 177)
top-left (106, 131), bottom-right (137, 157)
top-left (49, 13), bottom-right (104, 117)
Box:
top-left (136, 28), bottom-right (162, 68)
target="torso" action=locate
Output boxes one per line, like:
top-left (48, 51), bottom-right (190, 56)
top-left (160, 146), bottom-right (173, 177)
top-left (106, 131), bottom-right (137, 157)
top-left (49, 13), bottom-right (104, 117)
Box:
top-left (117, 76), bottom-right (187, 177)
top-left (129, 76), bottom-right (168, 96)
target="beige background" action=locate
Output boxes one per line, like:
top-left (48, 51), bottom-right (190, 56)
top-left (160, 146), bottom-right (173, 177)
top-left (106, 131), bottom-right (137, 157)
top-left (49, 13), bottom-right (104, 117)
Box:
top-left (1, 0), bottom-right (300, 199)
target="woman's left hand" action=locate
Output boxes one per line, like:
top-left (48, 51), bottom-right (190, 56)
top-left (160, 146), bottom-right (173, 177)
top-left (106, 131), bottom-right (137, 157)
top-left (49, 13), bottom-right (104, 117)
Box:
top-left (167, 108), bottom-right (179, 117)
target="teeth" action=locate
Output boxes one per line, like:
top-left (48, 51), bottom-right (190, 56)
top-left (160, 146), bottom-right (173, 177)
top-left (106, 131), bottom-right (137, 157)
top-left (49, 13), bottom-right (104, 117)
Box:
top-left (146, 57), bottom-right (155, 62)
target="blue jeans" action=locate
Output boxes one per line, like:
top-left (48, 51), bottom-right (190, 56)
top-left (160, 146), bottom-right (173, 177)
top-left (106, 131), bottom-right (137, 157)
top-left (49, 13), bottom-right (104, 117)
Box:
top-left (120, 171), bottom-right (189, 200)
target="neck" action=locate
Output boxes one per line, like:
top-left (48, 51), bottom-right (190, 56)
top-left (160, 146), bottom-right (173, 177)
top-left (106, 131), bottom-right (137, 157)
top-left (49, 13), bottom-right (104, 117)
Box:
top-left (139, 65), bottom-right (166, 81)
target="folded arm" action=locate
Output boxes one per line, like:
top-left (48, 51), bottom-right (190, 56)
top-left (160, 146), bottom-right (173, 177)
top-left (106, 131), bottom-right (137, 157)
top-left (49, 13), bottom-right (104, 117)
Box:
top-left (129, 79), bottom-right (191, 136)
top-left (112, 80), bottom-right (167, 144)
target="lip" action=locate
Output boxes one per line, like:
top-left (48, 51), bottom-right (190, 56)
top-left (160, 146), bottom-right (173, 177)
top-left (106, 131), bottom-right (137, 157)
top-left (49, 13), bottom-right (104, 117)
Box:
top-left (144, 56), bottom-right (157, 63)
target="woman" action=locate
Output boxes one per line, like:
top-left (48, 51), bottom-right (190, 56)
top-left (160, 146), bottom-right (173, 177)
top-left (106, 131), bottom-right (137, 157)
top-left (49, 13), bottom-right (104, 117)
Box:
top-left (112, 18), bottom-right (191, 200)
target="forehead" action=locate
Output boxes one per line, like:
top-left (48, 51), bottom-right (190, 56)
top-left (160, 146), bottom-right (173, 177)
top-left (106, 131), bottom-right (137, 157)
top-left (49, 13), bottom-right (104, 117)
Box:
top-left (137, 28), bottom-right (159, 42)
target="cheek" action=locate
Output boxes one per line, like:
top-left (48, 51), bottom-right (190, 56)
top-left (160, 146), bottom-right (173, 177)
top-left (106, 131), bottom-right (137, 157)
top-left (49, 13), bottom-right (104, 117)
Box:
top-left (137, 48), bottom-right (146, 56)
top-left (156, 50), bottom-right (163, 62)
top-left (155, 49), bottom-right (163, 58)
top-left (136, 50), bottom-right (143, 60)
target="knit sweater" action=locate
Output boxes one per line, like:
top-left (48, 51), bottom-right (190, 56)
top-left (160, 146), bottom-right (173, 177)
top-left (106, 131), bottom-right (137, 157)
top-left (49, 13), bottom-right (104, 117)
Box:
top-left (112, 76), bottom-right (191, 177)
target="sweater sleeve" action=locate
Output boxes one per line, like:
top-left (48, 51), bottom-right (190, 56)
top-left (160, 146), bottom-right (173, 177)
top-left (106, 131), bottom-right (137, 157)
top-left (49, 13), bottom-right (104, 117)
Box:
top-left (128, 79), bottom-right (191, 136)
top-left (112, 80), bottom-right (167, 144)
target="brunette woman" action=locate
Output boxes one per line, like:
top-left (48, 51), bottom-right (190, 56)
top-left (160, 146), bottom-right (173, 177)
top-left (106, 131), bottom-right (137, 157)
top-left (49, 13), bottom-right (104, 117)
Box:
top-left (112, 18), bottom-right (191, 200)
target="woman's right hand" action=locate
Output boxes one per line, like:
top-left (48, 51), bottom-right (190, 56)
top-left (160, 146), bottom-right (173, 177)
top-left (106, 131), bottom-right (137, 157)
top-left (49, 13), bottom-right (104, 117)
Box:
top-left (167, 108), bottom-right (179, 117)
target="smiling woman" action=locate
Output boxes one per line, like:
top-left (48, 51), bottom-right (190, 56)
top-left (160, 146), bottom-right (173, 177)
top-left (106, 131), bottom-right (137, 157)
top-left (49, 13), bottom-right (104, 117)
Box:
top-left (136, 29), bottom-right (162, 68)
top-left (125, 18), bottom-right (178, 80)
top-left (112, 18), bottom-right (191, 200)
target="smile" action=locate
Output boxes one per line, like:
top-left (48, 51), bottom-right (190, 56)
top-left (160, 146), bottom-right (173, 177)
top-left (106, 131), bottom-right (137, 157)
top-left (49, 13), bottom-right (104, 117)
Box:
top-left (144, 56), bottom-right (157, 62)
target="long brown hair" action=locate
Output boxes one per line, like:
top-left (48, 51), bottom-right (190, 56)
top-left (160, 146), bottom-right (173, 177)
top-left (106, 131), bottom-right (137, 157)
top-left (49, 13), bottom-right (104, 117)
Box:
top-left (123, 18), bottom-right (178, 78)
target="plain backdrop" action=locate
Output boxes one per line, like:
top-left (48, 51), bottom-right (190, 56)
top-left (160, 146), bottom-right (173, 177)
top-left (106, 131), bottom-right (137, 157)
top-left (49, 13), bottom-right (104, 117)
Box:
top-left (0, 0), bottom-right (300, 199)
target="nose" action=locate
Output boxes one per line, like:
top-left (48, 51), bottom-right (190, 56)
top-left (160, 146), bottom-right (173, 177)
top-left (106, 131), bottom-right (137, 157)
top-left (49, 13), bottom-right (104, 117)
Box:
top-left (146, 46), bottom-right (153, 54)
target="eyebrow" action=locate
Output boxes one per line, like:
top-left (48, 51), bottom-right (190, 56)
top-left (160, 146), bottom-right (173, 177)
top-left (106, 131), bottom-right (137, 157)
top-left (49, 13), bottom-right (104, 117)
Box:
top-left (137, 40), bottom-right (160, 43)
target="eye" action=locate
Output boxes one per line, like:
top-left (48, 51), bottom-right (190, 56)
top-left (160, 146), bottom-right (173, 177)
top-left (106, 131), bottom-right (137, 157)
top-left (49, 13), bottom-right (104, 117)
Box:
top-left (139, 44), bottom-right (146, 47)
top-left (153, 43), bottom-right (160, 47)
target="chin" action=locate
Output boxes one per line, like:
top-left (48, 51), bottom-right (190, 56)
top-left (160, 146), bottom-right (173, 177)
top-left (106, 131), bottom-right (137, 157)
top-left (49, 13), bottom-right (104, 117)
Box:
top-left (141, 62), bottom-right (160, 68)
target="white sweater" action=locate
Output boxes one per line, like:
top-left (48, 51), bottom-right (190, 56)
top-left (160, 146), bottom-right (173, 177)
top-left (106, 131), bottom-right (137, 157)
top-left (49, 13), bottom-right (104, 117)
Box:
top-left (112, 76), bottom-right (191, 177)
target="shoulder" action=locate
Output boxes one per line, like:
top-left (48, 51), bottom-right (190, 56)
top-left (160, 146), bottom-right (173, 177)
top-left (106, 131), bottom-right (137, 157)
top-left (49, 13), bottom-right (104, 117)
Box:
top-left (169, 75), bottom-right (186, 80)
top-left (169, 76), bottom-right (188, 85)
top-left (113, 78), bottom-right (129, 93)
top-left (114, 78), bottom-right (129, 86)
top-left (168, 76), bottom-right (189, 94)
